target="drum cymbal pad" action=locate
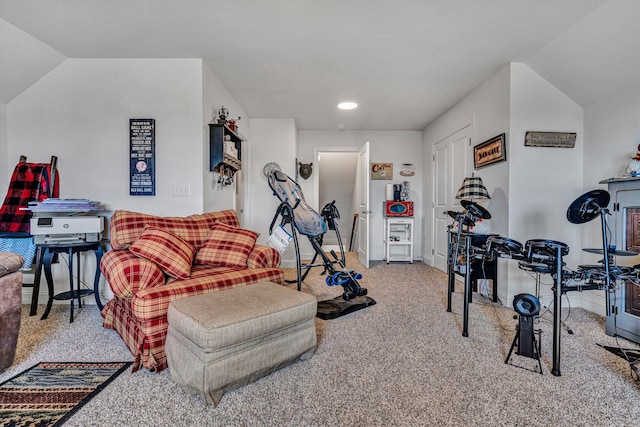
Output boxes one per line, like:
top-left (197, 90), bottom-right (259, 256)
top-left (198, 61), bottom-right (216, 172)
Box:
top-left (567, 189), bottom-right (610, 224)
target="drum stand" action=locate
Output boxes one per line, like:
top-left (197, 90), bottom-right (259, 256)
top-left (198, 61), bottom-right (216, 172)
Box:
top-left (567, 189), bottom-right (615, 312)
top-left (548, 244), bottom-right (566, 376)
top-left (532, 262), bottom-right (574, 337)
top-left (560, 189), bottom-right (613, 376)
top-left (505, 316), bottom-right (543, 374)
top-left (541, 293), bottom-right (574, 335)
top-left (505, 293), bottom-right (543, 374)
top-left (518, 241), bottom-right (571, 376)
top-left (445, 201), bottom-right (492, 338)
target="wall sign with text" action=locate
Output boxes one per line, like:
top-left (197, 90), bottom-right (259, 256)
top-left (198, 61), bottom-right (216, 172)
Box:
top-left (474, 133), bottom-right (506, 169)
top-left (130, 118), bottom-right (156, 196)
top-left (371, 162), bottom-right (393, 180)
top-left (524, 131), bottom-right (576, 148)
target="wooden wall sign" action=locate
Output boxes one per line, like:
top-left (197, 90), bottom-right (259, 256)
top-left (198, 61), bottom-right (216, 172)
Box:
top-left (371, 162), bottom-right (393, 180)
top-left (524, 131), bottom-right (576, 148)
top-left (474, 133), bottom-right (506, 169)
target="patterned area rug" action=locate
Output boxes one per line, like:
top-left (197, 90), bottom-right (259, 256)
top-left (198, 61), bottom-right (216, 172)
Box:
top-left (0, 361), bottom-right (131, 426)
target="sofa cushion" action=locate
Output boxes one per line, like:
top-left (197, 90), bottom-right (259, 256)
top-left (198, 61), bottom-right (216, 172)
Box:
top-left (109, 210), bottom-right (239, 250)
top-left (130, 227), bottom-right (196, 279)
top-left (130, 266), bottom-right (286, 325)
top-left (195, 222), bottom-right (259, 268)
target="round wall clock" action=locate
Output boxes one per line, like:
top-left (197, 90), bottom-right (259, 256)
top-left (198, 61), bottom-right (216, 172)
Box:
top-left (262, 162), bottom-right (281, 179)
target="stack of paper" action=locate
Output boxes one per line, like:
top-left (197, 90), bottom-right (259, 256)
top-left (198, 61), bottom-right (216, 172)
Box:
top-left (24, 198), bottom-right (104, 215)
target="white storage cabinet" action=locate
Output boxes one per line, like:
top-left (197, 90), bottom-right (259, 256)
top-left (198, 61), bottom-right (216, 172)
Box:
top-left (383, 217), bottom-right (414, 263)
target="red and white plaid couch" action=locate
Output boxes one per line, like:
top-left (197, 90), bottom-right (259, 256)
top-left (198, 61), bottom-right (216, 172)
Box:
top-left (100, 209), bottom-right (284, 372)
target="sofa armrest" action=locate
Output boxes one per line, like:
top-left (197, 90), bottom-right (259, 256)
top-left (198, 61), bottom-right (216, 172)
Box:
top-left (0, 252), bottom-right (24, 278)
top-left (100, 250), bottom-right (166, 299)
top-left (246, 245), bottom-right (281, 269)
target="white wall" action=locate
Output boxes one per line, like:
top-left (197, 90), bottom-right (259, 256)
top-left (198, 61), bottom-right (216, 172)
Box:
top-left (7, 58), bottom-right (206, 301)
top-left (423, 63), bottom-right (589, 308)
top-left (7, 58), bottom-right (205, 216)
top-left (584, 87), bottom-right (640, 187)
top-left (0, 18), bottom-right (65, 104)
top-left (423, 65), bottom-right (510, 275)
top-left (509, 63), bottom-right (584, 245)
top-left (202, 63), bottom-right (249, 218)
top-left (507, 62), bottom-right (585, 305)
top-left (247, 118), bottom-right (297, 254)
top-left (298, 130), bottom-right (423, 262)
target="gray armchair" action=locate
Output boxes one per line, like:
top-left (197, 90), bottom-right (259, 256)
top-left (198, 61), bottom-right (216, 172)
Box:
top-left (0, 252), bottom-right (24, 371)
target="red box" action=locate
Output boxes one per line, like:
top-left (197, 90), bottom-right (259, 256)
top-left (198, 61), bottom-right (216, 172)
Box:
top-left (384, 201), bottom-right (414, 217)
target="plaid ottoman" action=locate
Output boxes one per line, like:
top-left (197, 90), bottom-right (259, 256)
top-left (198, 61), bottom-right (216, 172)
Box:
top-left (166, 282), bottom-right (317, 406)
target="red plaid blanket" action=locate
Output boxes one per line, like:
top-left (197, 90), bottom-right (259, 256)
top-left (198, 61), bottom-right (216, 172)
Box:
top-left (0, 162), bottom-right (59, 233)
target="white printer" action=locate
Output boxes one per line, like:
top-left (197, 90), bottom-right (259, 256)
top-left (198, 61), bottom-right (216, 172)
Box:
top-left (30, 216), bottom-right (105, 245)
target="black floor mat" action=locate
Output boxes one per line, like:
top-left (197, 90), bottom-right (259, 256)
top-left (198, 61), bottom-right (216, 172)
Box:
top-left (316, 295), bottom-right (376, 320)
top-left (598, 343), bottom-right (640, 363)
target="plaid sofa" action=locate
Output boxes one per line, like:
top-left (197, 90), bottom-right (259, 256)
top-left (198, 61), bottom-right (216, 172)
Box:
top-left (100, 209), bottom-right (284, 372)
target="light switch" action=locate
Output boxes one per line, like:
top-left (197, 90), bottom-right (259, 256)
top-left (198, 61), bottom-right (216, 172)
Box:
top-left (172, 183), bottom-right (191, 197)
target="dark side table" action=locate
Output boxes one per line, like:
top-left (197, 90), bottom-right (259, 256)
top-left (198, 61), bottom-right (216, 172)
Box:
top-left (36, 241), bottom-right (105, 322)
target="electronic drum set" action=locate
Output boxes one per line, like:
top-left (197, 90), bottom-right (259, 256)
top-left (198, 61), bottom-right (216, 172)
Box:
top-left (447, 189), bottom-right (640, 376)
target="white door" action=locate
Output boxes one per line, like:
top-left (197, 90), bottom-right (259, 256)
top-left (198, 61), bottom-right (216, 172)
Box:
top-left (357, 142), bottom-right (371, 268)
top-left (433, 125), bottom-right (472, 272)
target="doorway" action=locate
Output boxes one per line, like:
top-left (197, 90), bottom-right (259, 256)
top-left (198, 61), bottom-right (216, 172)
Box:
top-left (315, 148), bottom-right (360, 253)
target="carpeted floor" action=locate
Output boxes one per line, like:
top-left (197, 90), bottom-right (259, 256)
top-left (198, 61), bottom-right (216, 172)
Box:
top-left (1, 254), bottom-right (639, 426)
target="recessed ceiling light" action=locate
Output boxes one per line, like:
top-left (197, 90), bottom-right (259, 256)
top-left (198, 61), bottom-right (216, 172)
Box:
top-left (337, 101), bottom-right (358, 110)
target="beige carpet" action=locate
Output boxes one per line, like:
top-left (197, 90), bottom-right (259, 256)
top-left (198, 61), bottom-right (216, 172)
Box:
top-left (2, 253), bottom-right (639, 426)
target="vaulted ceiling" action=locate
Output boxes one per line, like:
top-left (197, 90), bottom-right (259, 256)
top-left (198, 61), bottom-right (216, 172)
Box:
top-left (1, 0), bottom-right (638, 131)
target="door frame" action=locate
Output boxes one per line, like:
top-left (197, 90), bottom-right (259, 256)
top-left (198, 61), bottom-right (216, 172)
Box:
top-left (314, 147), bottom-right (361, 253)
top-left (313, 146), bottom-right (361, 214)
top-left (431, 121), bottom-right (473, 271)
top-left (312, 144), bottom-right (369, 267)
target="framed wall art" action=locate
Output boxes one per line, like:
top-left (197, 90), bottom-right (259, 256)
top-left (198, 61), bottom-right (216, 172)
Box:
top-left (371, 162), bottom-right (393, 180)
top-left (129, 118), bottom-right (156, 196)
top-left (474, 133), bottom-right (506, 169)
top-left (524, 131), bottom-right (576, 148)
